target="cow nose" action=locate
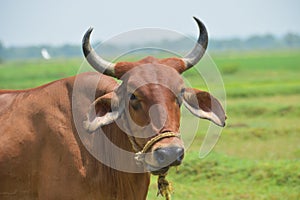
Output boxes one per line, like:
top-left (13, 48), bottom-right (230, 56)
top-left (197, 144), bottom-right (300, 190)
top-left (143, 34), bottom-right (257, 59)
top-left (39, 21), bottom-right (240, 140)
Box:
top-left (154, 147), bottom-right (184, 167)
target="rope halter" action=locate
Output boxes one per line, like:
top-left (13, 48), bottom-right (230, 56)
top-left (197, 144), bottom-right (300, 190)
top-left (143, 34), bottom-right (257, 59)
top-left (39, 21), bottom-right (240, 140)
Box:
top-left (133, 132), bottom-right (180, 164)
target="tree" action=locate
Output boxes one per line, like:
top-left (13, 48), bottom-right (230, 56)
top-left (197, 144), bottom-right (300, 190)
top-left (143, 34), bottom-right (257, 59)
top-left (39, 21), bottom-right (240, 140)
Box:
top-left (283, 33), bottom-right (300, 47)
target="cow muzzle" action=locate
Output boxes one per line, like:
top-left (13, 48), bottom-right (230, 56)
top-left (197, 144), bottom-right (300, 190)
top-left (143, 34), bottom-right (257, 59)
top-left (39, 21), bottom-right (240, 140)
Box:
top-left (134, 132), bottom-right (184, 175)
top-left (148, 146), bottom-right (184, 175)
top-left (154, 146), bottom-right (184, 167)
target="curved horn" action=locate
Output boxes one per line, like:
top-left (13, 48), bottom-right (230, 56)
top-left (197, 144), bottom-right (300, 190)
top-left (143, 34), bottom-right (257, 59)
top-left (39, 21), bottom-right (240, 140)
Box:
top-left (82, 28), bottom-right (116, 77)
top-left (182, 17), bottom-right (208, 70)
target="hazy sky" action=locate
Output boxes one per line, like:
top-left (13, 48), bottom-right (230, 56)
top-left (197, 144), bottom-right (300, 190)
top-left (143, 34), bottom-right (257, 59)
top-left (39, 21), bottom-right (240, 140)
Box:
top-left (1, 0), bottom-right (299, 46)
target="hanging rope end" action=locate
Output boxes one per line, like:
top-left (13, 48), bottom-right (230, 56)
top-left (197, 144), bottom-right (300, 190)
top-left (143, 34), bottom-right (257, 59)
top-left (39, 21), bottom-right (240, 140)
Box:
top-left (157, 174), bottom-right (173, 200)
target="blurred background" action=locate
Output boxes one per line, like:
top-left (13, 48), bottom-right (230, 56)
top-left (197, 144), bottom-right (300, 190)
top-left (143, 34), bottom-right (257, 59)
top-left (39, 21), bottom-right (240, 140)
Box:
top-left (1, 0), bottom-right (299, 199)
top-left (1, 0), bottom-right (300, 60)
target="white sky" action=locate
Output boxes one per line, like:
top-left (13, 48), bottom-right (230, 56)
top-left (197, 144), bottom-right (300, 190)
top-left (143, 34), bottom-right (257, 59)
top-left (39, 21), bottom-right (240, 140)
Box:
top-left (0, 0), bottom-right (299, 46)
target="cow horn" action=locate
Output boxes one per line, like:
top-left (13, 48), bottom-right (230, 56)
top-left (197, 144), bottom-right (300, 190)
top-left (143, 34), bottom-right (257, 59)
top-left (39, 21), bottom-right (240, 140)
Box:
top-left (82, 28), bottom-right (116, 77)
top-left (182, 17), bottom-right (208, 70)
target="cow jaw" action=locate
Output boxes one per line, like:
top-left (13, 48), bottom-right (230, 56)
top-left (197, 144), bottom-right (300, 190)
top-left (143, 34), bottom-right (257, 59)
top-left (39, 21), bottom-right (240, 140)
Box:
top-left (147, 165), bottom-right (170, 175)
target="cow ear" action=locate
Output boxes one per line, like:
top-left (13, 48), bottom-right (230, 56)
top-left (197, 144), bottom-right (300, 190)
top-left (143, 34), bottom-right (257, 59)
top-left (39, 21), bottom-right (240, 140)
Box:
top-left (182, 88), bottom-right (226, 127)
top-left (94, 93), bottom-right (113, 117)
top-left (83, 92), bottom-right (122, 133)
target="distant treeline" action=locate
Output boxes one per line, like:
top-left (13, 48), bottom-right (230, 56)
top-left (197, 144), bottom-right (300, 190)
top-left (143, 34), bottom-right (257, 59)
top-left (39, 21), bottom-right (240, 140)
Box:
top-left (1, 33), bottom-right (300, 60)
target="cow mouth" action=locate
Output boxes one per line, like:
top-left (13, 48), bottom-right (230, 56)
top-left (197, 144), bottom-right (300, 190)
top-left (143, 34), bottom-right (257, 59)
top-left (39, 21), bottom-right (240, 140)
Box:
top-left (147, 164), bottom-right (170, 175)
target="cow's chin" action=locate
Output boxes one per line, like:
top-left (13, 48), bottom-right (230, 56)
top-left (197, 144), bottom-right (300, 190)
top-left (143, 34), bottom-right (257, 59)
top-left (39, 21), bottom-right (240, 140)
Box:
top-left (146, 164), bottom-right (170, 175)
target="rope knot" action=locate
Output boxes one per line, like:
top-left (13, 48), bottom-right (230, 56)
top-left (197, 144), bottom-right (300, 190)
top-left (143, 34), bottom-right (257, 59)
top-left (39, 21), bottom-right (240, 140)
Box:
top-left (157, 173), bottom-right (173, 200)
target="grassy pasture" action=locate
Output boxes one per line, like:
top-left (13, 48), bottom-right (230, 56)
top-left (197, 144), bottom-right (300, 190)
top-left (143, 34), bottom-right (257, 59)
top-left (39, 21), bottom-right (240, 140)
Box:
top-left (0, 50), bottom-right (300, 199)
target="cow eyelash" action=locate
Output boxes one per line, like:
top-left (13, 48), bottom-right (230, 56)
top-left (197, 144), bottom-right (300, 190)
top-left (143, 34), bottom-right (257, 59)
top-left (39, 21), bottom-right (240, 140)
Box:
top-left (129, 93), bottom-right (142, 110)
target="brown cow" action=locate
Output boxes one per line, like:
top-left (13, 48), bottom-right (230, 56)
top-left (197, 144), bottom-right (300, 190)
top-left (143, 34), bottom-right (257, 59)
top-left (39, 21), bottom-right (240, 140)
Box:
top-left (0, 17), bottom-right (226, 199)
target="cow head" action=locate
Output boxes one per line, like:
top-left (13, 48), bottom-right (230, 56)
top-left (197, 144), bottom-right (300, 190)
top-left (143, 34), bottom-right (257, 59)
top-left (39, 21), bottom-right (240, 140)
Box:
top-left (82, 17), bottom-right (226, 175)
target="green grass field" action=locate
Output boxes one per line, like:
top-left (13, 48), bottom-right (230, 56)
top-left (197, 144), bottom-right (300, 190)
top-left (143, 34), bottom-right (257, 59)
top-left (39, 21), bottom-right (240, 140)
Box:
top-left (1, 50), bottom-right (300, 199)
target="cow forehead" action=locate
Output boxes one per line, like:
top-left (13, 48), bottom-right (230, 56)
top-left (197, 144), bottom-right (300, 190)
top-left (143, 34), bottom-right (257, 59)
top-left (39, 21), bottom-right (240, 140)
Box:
top-left (121, 63), bottom-right (184, 94)
top-left (114, 56), bottom-right (186, 78)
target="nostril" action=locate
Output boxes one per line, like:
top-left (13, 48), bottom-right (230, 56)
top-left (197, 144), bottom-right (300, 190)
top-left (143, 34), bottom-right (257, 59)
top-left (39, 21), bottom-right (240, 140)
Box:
top-left (176, 147), bottom-right (184, 156)
top-left (154, 148), bottom-right (167, 164)
top-left (175, 147), bottom-right (184, 163)
top-left (178, 147), bottom-right (184, 155)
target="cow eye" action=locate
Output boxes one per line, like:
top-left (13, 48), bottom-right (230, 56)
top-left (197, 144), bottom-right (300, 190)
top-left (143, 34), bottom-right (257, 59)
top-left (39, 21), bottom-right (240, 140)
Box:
top-left (130, 93), bottom-right (137, 101)
top-left (129, 93), bottom-right (141, 110)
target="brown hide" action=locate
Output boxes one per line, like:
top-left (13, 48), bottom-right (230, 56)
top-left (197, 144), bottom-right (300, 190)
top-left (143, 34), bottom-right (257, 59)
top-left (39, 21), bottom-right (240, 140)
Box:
top-left (0, 72), bottom-right (149, 200)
